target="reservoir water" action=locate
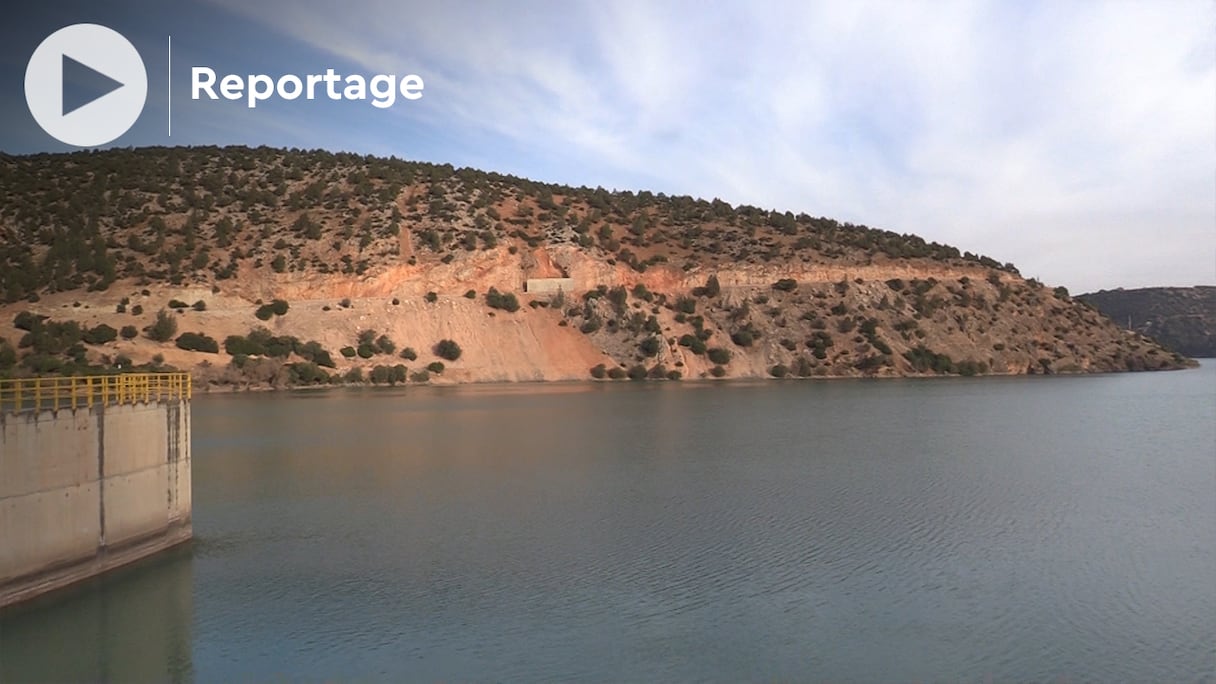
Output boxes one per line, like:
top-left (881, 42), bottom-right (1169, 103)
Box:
top-left (2, 364), bottom-right (1214, 681)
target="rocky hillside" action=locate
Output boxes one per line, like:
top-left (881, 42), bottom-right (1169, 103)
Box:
top-left (0, 146), bottom-right (1191, 388)
top-left (1078, 287), bottom-right (1216, 357)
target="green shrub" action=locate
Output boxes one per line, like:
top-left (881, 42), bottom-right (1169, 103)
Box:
top-left (146, 309), bottom-right (177, 342)
top-left (627, 364), bottom-right (648, 381)
top-left (192, 300), bottom-right (207, 311)
top-left (83, 324), bottom-right (118, 345)
top-left (130, 304), bottom-right (143, 316)
top-left (639, 336), bottom-right (662, 357)
top-left (707, 347), bottom-right (732, 365)
top-left (410, 370), bottom-right (430, 383)
top-left (678, 334), bottom-right (707, 355)
top-left (425, 292), bottom-right (438, 303)
top-left (357, 344), bottom-right (375, 359)
top-left (399, 347), bottom-right (417, 361)
top-left (590, 364), bottom-right (607, 379)
top-left (693, 275), bottom-right (721, 298)
top-left (485, 287), bottom-right (520, 312)
top-left (255, 298), bottom-right (289, 320)
top-left (607, 366), bottom-right (627, 380)
top-left (464, 290), bottom-right (477, 299)
top-left (289, 362), bottom-right (328, 384)
top-left (14, 311), bottom-right (45, 331)
top-left (168, 299), bottom-right (189, 309)
top-left (0, 340), bottom-right (16, 370)
top-left (175, 332), bottom-right (219, 353)
top-left (769, 364), bottom-right (789, 378)
top-left (434, 339), bottom-right (462, 361)
top-left (666, 370), bottom-right (682, 380)
top-left (120, 325), bottom-right (138, 340)
top-left (772, 278), bottom-right (797, 292)
top-left (710, 365), bottom-right (727, 377)
top-left (375, 334), bottom-right (396, 355)
top-left (427, 361), bottom-right (445, 373)
top-left (340, 346), bottom-right (357, 358)
top-left (730, 330), bottom-right (754, 347)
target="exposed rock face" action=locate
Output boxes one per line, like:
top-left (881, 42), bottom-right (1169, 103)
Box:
top-left (0, 146), bottom-right (1193, 386)
top-left (1079, 287), bottom-right (1216, 358)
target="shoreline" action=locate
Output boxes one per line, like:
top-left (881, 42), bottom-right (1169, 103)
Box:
top-left (188, 359), bottom-right (1205, 396)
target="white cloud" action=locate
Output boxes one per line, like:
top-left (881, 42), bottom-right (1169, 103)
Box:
top-left (205, 0), bottom-right (1215, 292)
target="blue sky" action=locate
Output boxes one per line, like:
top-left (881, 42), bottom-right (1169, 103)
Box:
top-left (2, 0), bottom-right (1213, 294)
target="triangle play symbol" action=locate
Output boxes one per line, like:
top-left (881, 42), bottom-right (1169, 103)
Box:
top-left (62, 54), bottom-right (125, 116)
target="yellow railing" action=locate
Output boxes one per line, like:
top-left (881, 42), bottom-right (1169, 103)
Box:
top-left (0, 373), bottom-right (191, 413)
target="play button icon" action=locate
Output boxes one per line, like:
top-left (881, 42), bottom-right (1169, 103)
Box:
top-left (25, 24), bottom-right (147, 147)
top-left (62, 54), bottom-right (126, 116)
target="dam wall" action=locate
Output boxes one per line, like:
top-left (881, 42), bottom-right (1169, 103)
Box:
top-left (0, 374), bottom-right (191, 608)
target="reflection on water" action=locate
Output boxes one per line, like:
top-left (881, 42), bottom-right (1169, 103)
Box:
top-left (2, 364), bottom-right (1214, 681)
top-left (0, 546), bottom-right (193, 682)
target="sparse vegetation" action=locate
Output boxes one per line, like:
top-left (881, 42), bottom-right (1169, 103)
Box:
top-left (146, 309), bottom-right (177, 342)
top-left (0, 146), bottom-right (1181, 384)
top-left (175, 332), bottom-right (219, 353)
top-left (434, 339), bottom-right (462, 361)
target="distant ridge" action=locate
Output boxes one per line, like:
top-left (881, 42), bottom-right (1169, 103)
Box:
top-left (1078, 286), bottom-right (1216, 358)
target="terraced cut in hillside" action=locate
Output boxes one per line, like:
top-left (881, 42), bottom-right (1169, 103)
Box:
top-left (0, 146), bottom-right (1192, 388)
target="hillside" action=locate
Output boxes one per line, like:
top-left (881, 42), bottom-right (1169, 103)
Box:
top-left (0, 146), bottom-right (1192, 388)
top-left (1078, 287), bottom-right (1216, 358)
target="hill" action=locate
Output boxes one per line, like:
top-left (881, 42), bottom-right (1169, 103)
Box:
top-left (0, 146), bottom-right (1192, 388)
top-left (1078, 287), bottom-right (1216, 358)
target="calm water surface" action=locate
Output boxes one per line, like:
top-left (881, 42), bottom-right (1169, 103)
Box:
top-left (3, 364), bottom-right (1214, 682)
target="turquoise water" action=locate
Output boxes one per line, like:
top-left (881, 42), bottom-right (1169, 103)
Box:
top-left (3, 364), bottom-right (1214, 681)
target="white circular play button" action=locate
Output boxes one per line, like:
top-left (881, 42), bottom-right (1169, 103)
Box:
top-left (25, 23), bottom-right (147, 147)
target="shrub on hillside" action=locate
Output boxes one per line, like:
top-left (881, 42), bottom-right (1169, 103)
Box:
top-left (434, 339), bottom-right (462, 361)
top-left (255, 298), bottom-right (289, 320)
top-left (82, 324), bottom-right (117, 345)
top-left (147, 309), bottom-right (177, 342)
top-left (678, 334), bottom-right (707, 355)
top-left (175, 332), bottom-right (219, 353)
top-left (639, 336), bottom-right (662, 357)
top-left (485, 287), bottom-right (520, 312)
top-left (707, 347), bottom-right (732, 365)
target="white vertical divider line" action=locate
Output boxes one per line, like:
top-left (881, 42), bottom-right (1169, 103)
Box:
top-left (167, 35), bottom-right (172, 137)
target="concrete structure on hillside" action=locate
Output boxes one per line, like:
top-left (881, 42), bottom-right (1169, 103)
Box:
top-left (0, 373), bottom-right (192, 608)
top-left (525, 278), bottom-right (575, 297)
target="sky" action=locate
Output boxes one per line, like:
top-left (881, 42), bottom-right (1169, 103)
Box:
top-left (1, 0), bottom-right (1213, 294)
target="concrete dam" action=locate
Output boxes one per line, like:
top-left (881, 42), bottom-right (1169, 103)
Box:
top-left (0, 373), bottom-right (192, 608)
